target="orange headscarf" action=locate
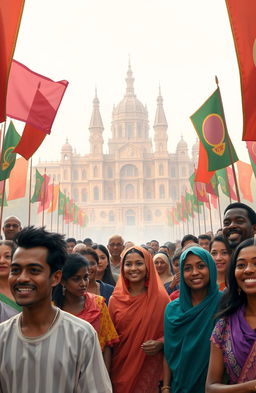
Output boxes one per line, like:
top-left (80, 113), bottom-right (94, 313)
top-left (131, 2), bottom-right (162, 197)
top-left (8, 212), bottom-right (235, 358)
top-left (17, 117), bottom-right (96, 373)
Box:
top-left (109, 246), bottom-right (169, 393)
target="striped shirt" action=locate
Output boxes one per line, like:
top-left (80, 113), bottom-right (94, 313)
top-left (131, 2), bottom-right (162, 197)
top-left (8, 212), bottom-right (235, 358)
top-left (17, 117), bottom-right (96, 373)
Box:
top-left (0, 309), bottom-right (112, 393)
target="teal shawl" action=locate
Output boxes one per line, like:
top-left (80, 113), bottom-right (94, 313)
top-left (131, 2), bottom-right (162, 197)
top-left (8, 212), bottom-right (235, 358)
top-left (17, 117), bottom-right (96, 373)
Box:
top-left (164, 246), bottom-right (222, 393)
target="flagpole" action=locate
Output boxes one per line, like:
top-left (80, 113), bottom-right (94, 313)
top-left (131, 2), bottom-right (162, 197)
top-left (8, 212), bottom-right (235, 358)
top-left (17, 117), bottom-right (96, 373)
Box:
top-left (57, 183), bottom-right (60, 233)
top-left (215, 76), bottom-right (241, 202)
top-left (217, 194), bottom-right (222, 229)
top-left (191, 212), bottom-right (195, 235)
top-left (0, 120), bottom-right (7, 234)
top-left (196, 198), bottom-right (201, 235)
top-left (50, 178), bottom-right (54, 232)
top-left (62, 191), bottom-right (66, 235)
top-left (207, 194), bottom-right (213, 233)
top-left (41, 167), bottom-right (46, 227)
top-left (28, 158), bottom-right (33, 226)
top-left (202, 203), bottom-right (207, 233)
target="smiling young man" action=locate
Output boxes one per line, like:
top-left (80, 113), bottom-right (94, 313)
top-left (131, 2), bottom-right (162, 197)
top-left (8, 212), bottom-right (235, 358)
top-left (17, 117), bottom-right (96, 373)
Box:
top-left (222, 203), bottom-right (256, 250)
top-left (0, 226), bottom-right (112, 393)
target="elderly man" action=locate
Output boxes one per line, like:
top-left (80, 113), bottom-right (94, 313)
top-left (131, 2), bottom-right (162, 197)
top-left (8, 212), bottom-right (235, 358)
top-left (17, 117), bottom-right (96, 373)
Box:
top-left (2, 216), bottom-right (22, 240)
top-left (107, 235), bottom-right (124, 281)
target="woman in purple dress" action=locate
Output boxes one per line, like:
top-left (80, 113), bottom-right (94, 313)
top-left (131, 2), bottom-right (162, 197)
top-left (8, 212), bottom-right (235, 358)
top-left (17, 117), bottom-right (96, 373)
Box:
top-left (206, 238), bottom-right (256, 392)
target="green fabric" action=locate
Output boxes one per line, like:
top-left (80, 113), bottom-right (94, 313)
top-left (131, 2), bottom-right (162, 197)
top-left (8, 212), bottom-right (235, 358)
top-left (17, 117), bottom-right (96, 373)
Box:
top-left (164, 246), bottom-right (222, 393)
top-left (58, 190), bottom-right (65, 215)
top-left (190, 87), bottom-right (238, 171)
top-left (0, 293), bottom-right (22, 312)
top-left (0, 121), bottom-right (20, 181)
top-left (216, 168), bottom-right (230, 197)
top-left (31, 169), bottom-right (44, 203)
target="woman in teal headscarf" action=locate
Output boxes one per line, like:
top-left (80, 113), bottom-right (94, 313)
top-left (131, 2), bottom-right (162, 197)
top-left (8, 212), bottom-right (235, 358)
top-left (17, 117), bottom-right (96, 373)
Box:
top-left (163, 246), bottom-right (222, 393)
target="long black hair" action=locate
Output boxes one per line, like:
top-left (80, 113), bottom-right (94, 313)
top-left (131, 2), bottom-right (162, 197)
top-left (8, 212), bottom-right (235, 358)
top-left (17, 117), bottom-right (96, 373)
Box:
top-left (92, 244), bottom-right (116, 286)
top-left (52, 253), bottom-right (88, 308)
top-left (217, 237), bottom-right (254, 318)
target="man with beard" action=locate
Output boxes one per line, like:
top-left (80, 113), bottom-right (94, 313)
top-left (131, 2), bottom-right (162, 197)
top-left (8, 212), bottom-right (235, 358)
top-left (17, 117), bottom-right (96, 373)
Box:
top-left (222, 202), bottom-right (256, 250)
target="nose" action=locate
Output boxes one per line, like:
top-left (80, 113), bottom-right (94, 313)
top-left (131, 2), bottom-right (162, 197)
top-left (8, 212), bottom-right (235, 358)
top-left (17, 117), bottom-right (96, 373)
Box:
top-left (215, 253), bottom-right (222, 261)
top-left (191, 266), bottom-right (200, 275)
top-left (244, 263), bottom-right (256, 274)
top-left (17, 269), bottom-right (30, 282)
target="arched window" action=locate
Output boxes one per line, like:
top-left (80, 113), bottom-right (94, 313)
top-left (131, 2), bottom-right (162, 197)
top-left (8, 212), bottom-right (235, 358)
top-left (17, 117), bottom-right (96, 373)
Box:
top-left (72, 188), bottom-right (79, 201)
top-left (125, 184), bottom-right (135, 199)
top-left (120, 165), bottom-right (138, 177)
top-left (145, 166), bottom-right (151, 178)
top-left (93, 166), bottom-right (98, 177)
top-left (82, 169), bottom-right (87, 180)
top-left (93, 186), bottom-right (99, 200)
top-left (144, 209), bottom-right (152, 222)
top-left (170, 186), bottom-right (177, 201)
top-left (107, 167), bottom-right (113, 178)
top-left (171, 167), bottom-right (176, 178)
top-left (126, 209), bottom-right (135, 225)
top-left (145, 187), bottom-right (152, 199)
top-left (159, 164), bottom-right (164, 176)
top-left (109, 211), bottom-right (115, 222)
top-left (104, 187), bottom-right (113, 200)
top-left (73, 169), bottom-right (78, 181)
top-left (81, 189), bottom-right (87, 202)
top-left (159, 184), bottom-right (165, 199)
top-left (126, 123), bottom-right (132, 138)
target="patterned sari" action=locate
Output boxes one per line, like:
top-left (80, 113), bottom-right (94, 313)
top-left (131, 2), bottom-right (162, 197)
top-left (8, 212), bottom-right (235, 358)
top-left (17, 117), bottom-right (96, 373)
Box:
top-left (211, 306), bottom-right (256, 384)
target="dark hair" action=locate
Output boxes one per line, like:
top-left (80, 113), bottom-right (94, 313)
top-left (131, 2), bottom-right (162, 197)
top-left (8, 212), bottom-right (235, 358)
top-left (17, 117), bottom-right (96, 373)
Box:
top-left (181, 234), bottom-right (199, 248)
top-left (173, 248), bottom-right (182, 263)
top-left (164, 241), bottom-right (176, 251)
top-left (123, 247), bottom-right (144, 261)
top-left (159, 245), bottom-right (168, 250)
top-left (53, 253), bottom-right (89, 308)
top-left (15, 226), bottom-right (67, 274)
top-left (209, 235), bottom-right (232, 254)
top-left (198, 234), bottom-right (211, 242)
top-left (224, 203), bottom-right (256, 225)
top-left (83, 238), bottom-right (93, 245)
top-left (217, 237), bottom-right (255, 318)
top-left (150, 240), bottom-right (159, 244)
top-left (0, 240), bottom-right (17, 257)
top-left (66, 237), bottom-right (76, 244)
top-left (92, 244), bottom-right (116, 286)
top-left (76, 247), bottom-right (99, 263)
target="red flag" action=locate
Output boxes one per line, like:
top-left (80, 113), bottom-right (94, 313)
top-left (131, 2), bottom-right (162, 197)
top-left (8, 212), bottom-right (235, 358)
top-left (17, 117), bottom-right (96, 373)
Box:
top-left (37, 174), bottom-right (50, 213)
top-left (236, 161), bottom-right (253, 202)
top-left (226, 167), bottom-right (238, 201)
top-left (13, 123), bottom-right (46, 160)
top-left (0, 0), bottom-right (25, 122)
top-left (48, 184), bottom-right (60, 213)
top-left (7, 157), bottom-right (28, 200)
top-left (226, 0), bottom-right (256, 140)
top-left (6, 60), bottom-right (68, 133)
top-left (210, 194), bottom-right (218, 209)
top-left (195, 141), bottom-right (215, 183)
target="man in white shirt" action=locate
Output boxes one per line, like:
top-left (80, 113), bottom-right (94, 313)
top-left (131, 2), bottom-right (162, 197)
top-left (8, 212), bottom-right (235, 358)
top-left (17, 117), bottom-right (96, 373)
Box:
top-left (0, 226), bottom-right (112, 393)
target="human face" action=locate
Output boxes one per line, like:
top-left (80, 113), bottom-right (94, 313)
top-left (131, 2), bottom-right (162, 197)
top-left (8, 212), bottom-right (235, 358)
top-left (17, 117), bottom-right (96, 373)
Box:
top-left (95, 249), bottom-right (108, 273)
top-left (63, 266), bottom-right (89, 297)
top-left (235, 245), bottom-right (256, 295)
top-left (199, 239), bottom-right (210, 251)
top-left (85, 254), bottom-right (98, 282)
top-left (154, 257), bottom-right (168, 275)
top-left (66, 242), bottom-right (76, 254)
top-left (0, 245), bottom-right (12, 278)
top-left (172, 259), bottom-right (180, 274)
top-left (108, 236), bottom-right (124, 258)
top-left (183, 253), bottom-right (210, 291)
top-left (3, 218), bottom-right (21, 240)
top-left (223, 208), bottom-right (256, 249)
top-left (123, 252), bottom-right (147, 284)
top-left (210, 241), bottom-right (231, 274)
top-left (150, 241), bottom-right (159, 253)
top-left (9, 247), bottom-right (61, 307)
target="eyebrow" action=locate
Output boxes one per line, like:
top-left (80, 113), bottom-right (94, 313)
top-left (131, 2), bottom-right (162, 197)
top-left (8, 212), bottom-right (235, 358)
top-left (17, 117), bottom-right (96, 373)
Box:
top-left (10, 262), bottom-right (44, 268)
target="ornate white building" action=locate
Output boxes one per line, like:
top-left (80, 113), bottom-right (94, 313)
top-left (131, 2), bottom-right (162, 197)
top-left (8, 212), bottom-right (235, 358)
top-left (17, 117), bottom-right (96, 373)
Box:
top-left (36, 64), bottom-right (198, 242)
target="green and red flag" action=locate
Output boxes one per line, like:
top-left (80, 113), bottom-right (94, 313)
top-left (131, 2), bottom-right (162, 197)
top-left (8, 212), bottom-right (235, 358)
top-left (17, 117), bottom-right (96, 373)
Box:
top-left (246, 141), bottom-right (256, 177)
top-left (236, 161), bottom-right (253, 202)
top-left (189, 173), bottom-right (208, 203)
top-left (226, 0), bottom-right (256, 140)
top-left (0, 181), bottom-right (7, 206)
top-left (31, 169), bottom-right (45, 203)
top-left (185, 192), bottom-right (194, 217)
top-left (73, 204), bottom-right (79, 224)
top-left (190, 87), bottom-right (238, 171)
top-left (0, 121), bottom-right (20, 181)
top-left (216, 167), bottom-right (237, 200)
top-left (58, 190), bottom-right (66, 215)
top-left (206, 174), bottom-right (219, 197)
top-left (195, 141), bottom-right (215, 183)
top-left (181, 196), bottom-right (188, 221)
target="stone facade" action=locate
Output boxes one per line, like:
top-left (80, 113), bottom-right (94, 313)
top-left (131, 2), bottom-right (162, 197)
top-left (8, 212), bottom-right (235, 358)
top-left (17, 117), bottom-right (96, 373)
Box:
top-left (35, 64), bottom-right (198, 242)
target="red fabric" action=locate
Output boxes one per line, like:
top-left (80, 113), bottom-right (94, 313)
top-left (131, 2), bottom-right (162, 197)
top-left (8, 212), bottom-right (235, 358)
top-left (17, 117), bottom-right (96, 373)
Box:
top-left (48, 184), bottom-right (60, 213)
top-left (246, 141), bottom-right (256, 165)
top-left (210, 194), bottom-right (218, 209)
top-left (194, 181), bottom-right (208, 203)
top-left (195, 141), bottom-right (215, 183)
top-left (226, 167), bottom-right (238, 201)
top-left (236, 161), bottom-right (253, 202)
top-left (0, 0), bottom-right (25, 122)
top-left (226, 0), bottom-right (256, 140)
top-left (109, 246), bottom-right (169, 393)
top-left (7, 157), bottom-right (28, 200)
top-left (76, 292), bottom-right (101, 332)
top-left (37, 177), bottom-right (51, 213)
top-left (13, 123), bottom-right (46, 160)
top-left (169, 290), bottom-right (180, 301)
top-left (6, 60), bottom-right (68, 133)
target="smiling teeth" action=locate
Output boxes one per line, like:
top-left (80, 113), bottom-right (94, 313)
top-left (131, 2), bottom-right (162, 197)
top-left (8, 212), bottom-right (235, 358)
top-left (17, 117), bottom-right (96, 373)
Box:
top-left (244, 279), bottom-right (256, 283)
top-left (17, 288), bottom-right (33, 292)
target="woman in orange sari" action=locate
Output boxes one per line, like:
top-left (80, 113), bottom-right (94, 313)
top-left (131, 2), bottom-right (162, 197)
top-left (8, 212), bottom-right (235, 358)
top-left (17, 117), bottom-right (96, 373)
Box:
top-left (109, 246), bottom-right (169, 393)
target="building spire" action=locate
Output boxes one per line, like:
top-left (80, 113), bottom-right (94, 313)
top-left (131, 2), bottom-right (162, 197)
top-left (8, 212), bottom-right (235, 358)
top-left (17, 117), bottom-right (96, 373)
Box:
top-left (125, 59), bottom-right (135, 96)
top-left (89, 89), bottom-right (104, 129)
top-left (154, 85), bottom-right (167, 127)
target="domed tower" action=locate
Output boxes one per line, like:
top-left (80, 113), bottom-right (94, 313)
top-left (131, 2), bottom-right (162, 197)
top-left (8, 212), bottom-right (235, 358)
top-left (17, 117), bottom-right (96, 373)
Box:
top-left (61, 138), bottom-right (73, 161)
top-left (176, 135), bottom-right (188, 158)
top-left (108, 61), bottom-right (152, 154)
top-left (89, 89), bottom-right (104, 155)
top-left (153, 86), bottom-right (168, 153)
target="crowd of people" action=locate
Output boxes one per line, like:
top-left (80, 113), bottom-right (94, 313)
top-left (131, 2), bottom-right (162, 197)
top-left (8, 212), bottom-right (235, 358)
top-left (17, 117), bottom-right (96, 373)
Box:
top-left (0, 202), bottom-right (256, 392)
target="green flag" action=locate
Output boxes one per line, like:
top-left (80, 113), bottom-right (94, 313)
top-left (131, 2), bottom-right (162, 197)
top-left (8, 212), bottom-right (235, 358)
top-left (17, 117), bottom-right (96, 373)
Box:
top-left (31, 169), bottom-right (45, 203)
top-left (216, 168), bottom-right (230, 198)
top-left (0, 122), bottom-right (20, 181)
top-left (190, 87), bottom-right (238, 171)
top-left (73, 204), bottom-right (79, 224)
top-left (58, 190), bottom-right (66, 215)
top-left (185, 192), bottom-right (194, 217)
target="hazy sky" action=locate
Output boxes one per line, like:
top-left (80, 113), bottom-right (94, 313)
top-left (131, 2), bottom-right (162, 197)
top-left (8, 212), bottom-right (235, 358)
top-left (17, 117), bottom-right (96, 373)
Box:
top-left (13, 0), bottom-right (248, 163)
